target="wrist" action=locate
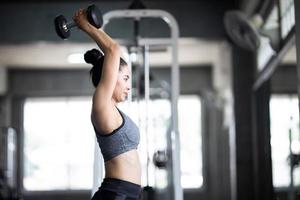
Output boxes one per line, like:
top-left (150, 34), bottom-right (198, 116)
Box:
top-left (82, 23), bottom-right (94, 33)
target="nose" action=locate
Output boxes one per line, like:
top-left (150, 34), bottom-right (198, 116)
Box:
top-left (126, 85), bottom-right (130, 91)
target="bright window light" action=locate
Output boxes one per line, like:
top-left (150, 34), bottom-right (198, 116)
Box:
top-left (280, 0), bottom-right (295, 38)
top-left (178, 95), bottom-right (203, 188)
top-left (67, 53), bottom-right (85, 64)
top-left (270, 94), bottom-right (300, 188)
top-left (119, 95), bottom-right (203, 189)
top-left (23, 94), bottom-right (203, 191)
top-left (23, 97), bottom-right (94, 191)
top-left (129, 52), bottom-right (138, 63)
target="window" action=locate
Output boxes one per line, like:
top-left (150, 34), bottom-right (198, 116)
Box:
top-left (119, 99), bottom-right (171, 189)
top-left (119, 95), bottom-right (203, 189)
top-left (256, 0), bottom-right (296, 71)
top-left (178, 95), bottom-right (203, 188)
top-left (279, 0), bottom-right (295, 39)
top-left (269, 94), bottom-right (300, 188)
top-left (23, 95), bottom-right (203, 191)
top-left (257, 5), bottom-right (279, 71)
top-left (23, 97), bottom-right (94, 191)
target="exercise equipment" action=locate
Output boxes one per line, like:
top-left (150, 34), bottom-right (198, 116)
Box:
top-left (54, 4), bottom-right (103, 39)
top-left (91, 8), bottom-right (182, 200)
top-left (153, 150), bottom-right (168, 168)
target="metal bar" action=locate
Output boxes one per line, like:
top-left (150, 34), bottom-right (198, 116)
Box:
top-left (138, 38), bottom-right (173, 46)
top-left (114, 39), bottom-right (136, 47)
top-left (252, 81), bottom-right (274, 200)
top-left (294, 0), bottom-right (300, 126)
top-left (103, 9), bottom-right (179, 28)
top-left (144, 45), bottom-right (150, 186)
top-left (113, 38), bottom-right (173, 47)
top-left (288, 127), bottom-right (294, 200)
top-left (127, 47), bottom-right (133, 103)
top-left (253, 30), bottom-right (295, 90)
top-left (144, 45), bottom-right (150, 117)
top-left (102, 9), bottom-right (182, 200)
top-left (170, 22), bottom-right (182, 200)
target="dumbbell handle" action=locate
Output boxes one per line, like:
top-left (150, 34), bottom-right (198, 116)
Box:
top-left (63, 21), bottom-right (77, 32)
top-left (65, 5), bottom-right (102, 31)
top-left (64, 6), bottom-right (102, 30)
top-left (55, 5), bottom-right (102, 39)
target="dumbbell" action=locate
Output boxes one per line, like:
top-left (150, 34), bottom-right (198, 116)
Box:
top-left (54, 4), bottom-right (103, 39)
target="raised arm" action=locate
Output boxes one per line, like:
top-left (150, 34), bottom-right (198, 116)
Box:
top-left (73, 9), bottom-right (121, 108)
top-left (73, 8), bottom-right (123, 133)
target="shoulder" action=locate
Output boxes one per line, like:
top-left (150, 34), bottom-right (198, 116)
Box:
top-left (91, 102), bottom-right (123, 135)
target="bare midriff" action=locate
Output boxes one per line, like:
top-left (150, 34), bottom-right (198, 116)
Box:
top-left (104, 149), bottom-right (141, 185)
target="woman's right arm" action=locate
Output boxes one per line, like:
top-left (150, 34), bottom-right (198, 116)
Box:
top-left (73, 9), bottom-right (122, 132)
top-left (74, 9), bottom-right (121, 106)
top-left (88, 27), bottom-right (121, 109)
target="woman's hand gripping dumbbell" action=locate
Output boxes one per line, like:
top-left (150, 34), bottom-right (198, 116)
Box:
top-left (54, 4), bottom-right (103, 39)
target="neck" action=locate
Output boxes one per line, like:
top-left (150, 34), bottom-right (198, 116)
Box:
top-left (111, 98), bottom-right (117, 106)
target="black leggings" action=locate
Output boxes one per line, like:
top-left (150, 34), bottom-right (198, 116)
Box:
top-left (91, 178), bottom-right (142, 200)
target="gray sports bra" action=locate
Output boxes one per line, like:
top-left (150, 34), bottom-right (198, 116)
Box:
top-left (93, 107), bottom-right (140, 162)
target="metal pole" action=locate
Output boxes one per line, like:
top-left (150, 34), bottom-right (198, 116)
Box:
top-left (288, 123), bottom-right (294, 200)
top-left (102, 10), bottom-right (182, 200)
top-left (294, 10), bottom-right (300, 200)
top-left (294, 0), bottom-right (300, 129)
top-left (170, 16), bottom-right (182, 200)
top-left (144, 45), bottom-right (151, 188)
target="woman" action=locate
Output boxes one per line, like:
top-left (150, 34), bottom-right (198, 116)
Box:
top-left (73, 8), bottom-right (142, 200)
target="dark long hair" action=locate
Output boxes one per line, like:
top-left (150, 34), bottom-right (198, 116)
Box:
top-left (84, 48), bottom-right (127, 87)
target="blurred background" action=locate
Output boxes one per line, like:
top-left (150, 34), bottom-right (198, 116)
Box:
top-left (0, 0), bottom-right (299, 200)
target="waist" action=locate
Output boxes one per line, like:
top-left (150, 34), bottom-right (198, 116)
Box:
top-left (104, 150), bottom-right (141, 184)
top-left (100, 177), bottom-right (142, 198)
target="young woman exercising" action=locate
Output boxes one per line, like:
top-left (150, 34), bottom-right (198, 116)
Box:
top-left (73, 8), bottom-right (142, 200)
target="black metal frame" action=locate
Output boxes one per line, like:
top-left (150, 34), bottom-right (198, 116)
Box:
top-left (253, 29), bottom-right (295, 90)
top-left (250, 1), bottom-right (299, 200)
top-left (295, 0), bottom-right (300, 115)
top-left (252, 80), bottom-right (274, 200)
top-left (253, 0), bottom-right (296, 90)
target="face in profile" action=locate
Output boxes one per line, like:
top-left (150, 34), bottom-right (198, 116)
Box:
top-left (113, 65), bottom-right (131, 103)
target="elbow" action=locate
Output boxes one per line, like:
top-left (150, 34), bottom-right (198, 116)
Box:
top-left (106, 43), bottom-right (121, 55)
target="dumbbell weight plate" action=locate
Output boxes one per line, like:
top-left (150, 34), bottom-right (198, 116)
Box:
top-left (87, 5), bottom-right (103, 28)
top-left (54, 15), bottom-right (71, 39)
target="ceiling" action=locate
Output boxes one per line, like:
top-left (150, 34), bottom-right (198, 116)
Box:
top-left (0, 0), bottom-right (296, 70)
top-left (0, 0), bottom-right (235, 69)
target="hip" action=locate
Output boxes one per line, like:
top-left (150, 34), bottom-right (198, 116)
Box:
top-left (92, 177), bottom-right (142, 200)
